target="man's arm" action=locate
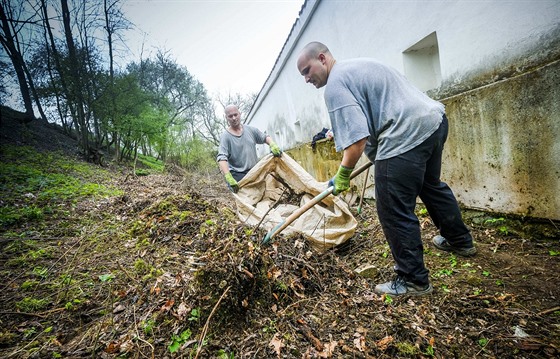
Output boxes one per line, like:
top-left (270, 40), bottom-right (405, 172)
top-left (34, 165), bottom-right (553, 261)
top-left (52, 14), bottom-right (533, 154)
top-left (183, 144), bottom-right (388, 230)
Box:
top-left (218, 159), bottom-right (230, 175)
top-left (265, 135), bottom-right (282, 157)
top-left (330, 137), bottom-right (368, 195)
top-left (341, 137), bottom-right (368, 168)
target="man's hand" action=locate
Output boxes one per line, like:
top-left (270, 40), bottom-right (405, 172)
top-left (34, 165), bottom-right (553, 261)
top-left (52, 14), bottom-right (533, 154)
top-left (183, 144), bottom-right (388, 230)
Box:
top-left (269, 141), bottom-right (282, 157)
top-left (328, 165), bottom-right (353, 195)
top-left (224, 172), bottom-right (239, 193)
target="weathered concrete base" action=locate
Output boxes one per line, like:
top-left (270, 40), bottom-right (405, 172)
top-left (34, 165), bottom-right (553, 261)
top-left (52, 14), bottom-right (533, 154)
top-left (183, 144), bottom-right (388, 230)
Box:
top-left (442, 60), bottom-right (560, 220)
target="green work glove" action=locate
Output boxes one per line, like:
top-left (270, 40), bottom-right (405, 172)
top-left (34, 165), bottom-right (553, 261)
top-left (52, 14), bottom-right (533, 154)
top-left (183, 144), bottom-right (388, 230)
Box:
top-left (328, 165), bottom-right (353, 195)
top-left (224, 172), bottom-right (239, 193)
top-left (269, 141), bottom-right (282, 157)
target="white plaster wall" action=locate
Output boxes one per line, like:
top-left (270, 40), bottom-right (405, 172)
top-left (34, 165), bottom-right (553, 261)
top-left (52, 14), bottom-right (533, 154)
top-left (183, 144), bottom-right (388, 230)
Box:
top-left (248, 0), bottom-right (560, 152)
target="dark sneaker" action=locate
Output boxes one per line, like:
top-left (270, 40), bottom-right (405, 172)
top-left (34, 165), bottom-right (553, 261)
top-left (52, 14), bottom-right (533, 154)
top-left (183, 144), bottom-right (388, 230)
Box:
top-left (374, 276), bottom-right (433, 296)
top-left (432, 235), bottom-right (477, 257)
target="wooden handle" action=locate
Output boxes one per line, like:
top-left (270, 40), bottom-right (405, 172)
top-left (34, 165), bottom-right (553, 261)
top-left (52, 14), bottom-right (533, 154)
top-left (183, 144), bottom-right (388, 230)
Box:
top-left (262, 161), bottom-right (373, 244)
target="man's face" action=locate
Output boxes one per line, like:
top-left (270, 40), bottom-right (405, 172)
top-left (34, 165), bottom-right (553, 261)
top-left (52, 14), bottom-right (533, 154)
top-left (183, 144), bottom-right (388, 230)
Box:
top-left (225, 107), bottom-right (241, 128)
top-left (297, 53), bottom-right (328, 88)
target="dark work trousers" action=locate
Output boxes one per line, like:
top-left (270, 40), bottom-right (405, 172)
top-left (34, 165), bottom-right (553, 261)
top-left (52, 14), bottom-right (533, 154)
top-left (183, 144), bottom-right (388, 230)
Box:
top-left (230, 170), bottom-right (249, 182)
top-left (374, 115), bottom-right (472, 285)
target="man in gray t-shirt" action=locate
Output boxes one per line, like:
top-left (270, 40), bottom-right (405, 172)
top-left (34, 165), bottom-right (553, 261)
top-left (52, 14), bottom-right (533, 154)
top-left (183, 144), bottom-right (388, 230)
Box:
top-left (217, 104), bottom-right (281, 192)
top-left (297, 41), bottom-right (476, 297)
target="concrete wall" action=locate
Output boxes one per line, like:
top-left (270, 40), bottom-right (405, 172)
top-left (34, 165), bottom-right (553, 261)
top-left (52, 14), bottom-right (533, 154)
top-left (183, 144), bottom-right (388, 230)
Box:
top-left (248, 0), bottom-right (560, 220)
top-left (442, 60), bottom-right (560, 219)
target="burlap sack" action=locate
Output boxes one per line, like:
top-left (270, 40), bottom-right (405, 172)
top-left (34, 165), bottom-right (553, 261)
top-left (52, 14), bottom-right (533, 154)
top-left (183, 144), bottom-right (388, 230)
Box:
top-left (233, 154), bottom-right (357, 253)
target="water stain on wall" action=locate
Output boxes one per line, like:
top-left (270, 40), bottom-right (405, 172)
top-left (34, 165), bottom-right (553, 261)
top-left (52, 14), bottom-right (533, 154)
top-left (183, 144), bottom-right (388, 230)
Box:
top-left (443, 60), bottom-right (560, 220)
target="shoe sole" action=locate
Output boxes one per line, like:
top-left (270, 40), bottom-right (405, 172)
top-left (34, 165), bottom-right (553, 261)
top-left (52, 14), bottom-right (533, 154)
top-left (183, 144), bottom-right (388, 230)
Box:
top-left (433, 240), bottom-right (477, 257)
top-left (374, 284), bottom-right (433, 297)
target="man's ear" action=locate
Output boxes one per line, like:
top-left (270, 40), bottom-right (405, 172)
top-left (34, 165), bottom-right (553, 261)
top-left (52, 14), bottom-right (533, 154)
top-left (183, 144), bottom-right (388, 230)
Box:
top-left (319, 53), bottom-right (326, 64)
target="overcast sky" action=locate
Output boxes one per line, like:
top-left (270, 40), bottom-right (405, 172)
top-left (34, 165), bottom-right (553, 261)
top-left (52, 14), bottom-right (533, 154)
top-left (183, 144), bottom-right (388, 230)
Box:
top-left (121, 0), bottom-right (304, 97)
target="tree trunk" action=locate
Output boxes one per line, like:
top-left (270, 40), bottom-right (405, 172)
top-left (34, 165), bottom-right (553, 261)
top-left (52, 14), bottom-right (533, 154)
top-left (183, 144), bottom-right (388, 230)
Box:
top-left (0, 3), bottom-right (34, 122)
top-left (41, 0), bottom-right (71, 131)
top-left (60, 0), bottom-right (89, 155)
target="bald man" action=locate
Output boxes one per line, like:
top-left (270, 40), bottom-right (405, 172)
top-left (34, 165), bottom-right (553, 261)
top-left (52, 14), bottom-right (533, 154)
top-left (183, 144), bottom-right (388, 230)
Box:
top-left (217, 104), bottom-right (281, 193)
top-left (297, 41), bottom-right (475, 296)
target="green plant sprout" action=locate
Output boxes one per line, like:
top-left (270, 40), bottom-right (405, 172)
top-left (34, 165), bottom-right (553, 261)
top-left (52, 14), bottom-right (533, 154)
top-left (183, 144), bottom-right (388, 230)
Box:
top-left (188, 308), bottom-right (200, 322)
top-left (168, 329), bottom-right (192, 353)
top-left (98, 273), bottom-right (115, 282)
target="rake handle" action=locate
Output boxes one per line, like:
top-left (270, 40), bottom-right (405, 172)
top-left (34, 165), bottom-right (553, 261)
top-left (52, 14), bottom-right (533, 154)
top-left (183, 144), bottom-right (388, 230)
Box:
top-left (262, 161), bottom-right (373, 245)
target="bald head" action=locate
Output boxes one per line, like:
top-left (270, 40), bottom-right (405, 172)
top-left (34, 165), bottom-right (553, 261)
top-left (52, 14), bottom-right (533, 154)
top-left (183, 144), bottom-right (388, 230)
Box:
top-left (224, 104), bottom-right (242, 130)
top-left (296, 41), bottom-right (335, 89)
top-left (224, 104), bottom-right (239, 113)
top-left (299, 41), bottom-right (331, 61)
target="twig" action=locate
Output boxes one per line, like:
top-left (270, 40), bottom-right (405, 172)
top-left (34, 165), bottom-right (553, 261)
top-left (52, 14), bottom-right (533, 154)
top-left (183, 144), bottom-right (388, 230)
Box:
top-left (118, 261), bottom-right (139, 283)
top-left (269, 173), bottom-right (292, 190)
top-left (241, 204), bottom-right (258, 226)
top-left (277, 298), bottom-right (312, 315)
top-left (297, 318), bottom-right (324, 351)
top-left (309, 213), bottom-right (326, 237)
top-left (537, 305), bottom-right (560, 316)
top-left (255, 187), bottom-right (287, 230)
top-left (132, 304), bottom-right (154, 359)
top-left (0, 236), bottom-right (69, 243)
top-left (194, 286), bottom-right (231, 359)
top-left (357, 166), bottom-right (370, 214)
top-left (0, 311), bottom-right (47, 318)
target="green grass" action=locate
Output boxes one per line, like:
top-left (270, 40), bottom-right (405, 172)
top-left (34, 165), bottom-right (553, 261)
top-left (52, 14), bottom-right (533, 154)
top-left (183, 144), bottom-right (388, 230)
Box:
top-left (0, 145), bottom-right (122, 228)
top-left (137, 153), bottom-right (165, 172)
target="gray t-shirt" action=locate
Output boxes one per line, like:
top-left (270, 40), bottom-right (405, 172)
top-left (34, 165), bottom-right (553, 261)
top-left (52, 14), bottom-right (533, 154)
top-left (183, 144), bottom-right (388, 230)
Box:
top-left (324, 58), bottom-right (444, 161)
top-left (216, 125), bottom-right (268, 173)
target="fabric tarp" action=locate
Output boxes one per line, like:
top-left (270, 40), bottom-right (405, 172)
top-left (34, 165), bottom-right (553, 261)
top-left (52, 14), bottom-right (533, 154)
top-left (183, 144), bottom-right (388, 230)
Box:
top-left (233, 154), bottom-right (357, 253)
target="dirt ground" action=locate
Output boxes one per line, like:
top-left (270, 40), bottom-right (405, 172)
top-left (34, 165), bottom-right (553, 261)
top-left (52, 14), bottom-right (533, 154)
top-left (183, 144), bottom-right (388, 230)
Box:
top-left (1, 115), bottom-right (559, 358)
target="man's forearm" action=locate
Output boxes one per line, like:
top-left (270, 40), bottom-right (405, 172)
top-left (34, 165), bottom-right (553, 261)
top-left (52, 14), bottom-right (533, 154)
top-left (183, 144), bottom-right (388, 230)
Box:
top-left (218, 160), bottom-right (230, 174)
top-left (341, 137), bottom-right (368, 168)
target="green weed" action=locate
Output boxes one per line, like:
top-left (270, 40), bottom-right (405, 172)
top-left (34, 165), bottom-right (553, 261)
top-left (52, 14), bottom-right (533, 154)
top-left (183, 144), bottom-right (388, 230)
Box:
top-left (189, 308), bottom-right (201, 322)
top-left (98, 273), bottom-right (115, 282)
top-left (262, 319), bottom-right (277, 333)
top-left (32, 266), bottom-right (49, 279)
top-left (217, 349), bottom-right (234, 359)
top-left (21, 280), bottom-right (40, 290)
top-left (168, 329), bottom-right (192, 353)
top-left (16, 297), bottom-right (50, 312)
top-left (417, 207), bottom-right (428, 216)
top-left (434, 269), bottom-right (453, 277)
top-left (64, 299), bottom-right (82, 311)
top-left (141, 319), bottom-right (156, 335)
top-left (395, 341), bottom-right (417, 355)
top-left (424, 344), bottom-right (435, 356)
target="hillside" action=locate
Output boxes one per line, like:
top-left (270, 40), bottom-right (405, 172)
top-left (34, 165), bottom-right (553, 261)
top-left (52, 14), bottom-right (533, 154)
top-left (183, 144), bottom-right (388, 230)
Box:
top-left (0, 113), bottom-right (559, 358)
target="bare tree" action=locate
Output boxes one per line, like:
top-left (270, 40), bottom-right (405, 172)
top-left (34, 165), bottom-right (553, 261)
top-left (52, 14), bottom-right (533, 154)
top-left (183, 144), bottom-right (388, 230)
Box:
top-left (0, 1), bottom-right (36, 121)
top-left (60, 0), bottom-right (88, 153)
top-left (39, 0), bottom-right (72, 132)
top-left (215, 91), bottom-right (257, 123)
top-left (103, 0), bottom-right (130, 159)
